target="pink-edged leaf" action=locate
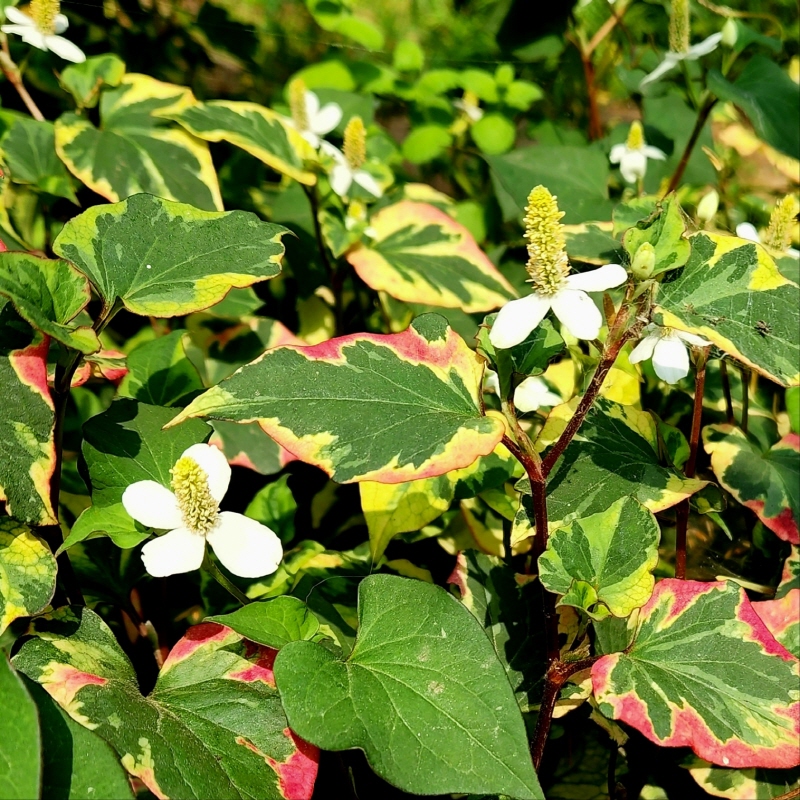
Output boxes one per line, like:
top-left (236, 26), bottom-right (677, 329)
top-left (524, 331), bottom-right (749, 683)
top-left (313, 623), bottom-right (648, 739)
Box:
top-left (754, 547), bottom-right (800, 658)
top-left (13, 608), bottom-right (319, 800)
top-left (592, 579), bottom-right (800, 769)
top-left (346, 201), bottom-right (515, 312)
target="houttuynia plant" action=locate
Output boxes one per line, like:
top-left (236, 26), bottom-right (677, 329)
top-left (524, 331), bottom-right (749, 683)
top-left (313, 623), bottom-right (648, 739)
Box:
top-left (0, 0), bottom-right (798, 797)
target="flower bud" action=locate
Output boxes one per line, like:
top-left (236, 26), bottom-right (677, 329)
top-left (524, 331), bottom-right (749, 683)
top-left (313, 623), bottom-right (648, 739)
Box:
top-left (721, 18), bottom-right (738, 48)
top-left (696, 190), bottom-right (719, 224)
top-left (631, 242), bottom-right (656, 280)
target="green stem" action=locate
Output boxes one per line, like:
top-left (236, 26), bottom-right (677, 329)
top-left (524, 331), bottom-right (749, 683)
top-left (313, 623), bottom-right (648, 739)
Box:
top-left (202, 553), bottom-right (252, 606)
top-left (740, 365), bottom-right (750, 435)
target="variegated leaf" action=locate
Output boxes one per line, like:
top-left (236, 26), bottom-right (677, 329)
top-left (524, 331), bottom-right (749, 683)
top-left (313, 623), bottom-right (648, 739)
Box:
top-left (654, 232), bottom-right (800, 387)
top-left (686, 756), bottom-right (800, 799)
top-left (53, 193), bottom-right (287, 318)
top-left (13, 608), bottom-right (319, 799)
top-left (754, 548), bottom-right (800, 658)
top-left (346, 201), bottom-right (515, 311)
top-left (592, 579), bottom-right (800, 769)
top-left (169, 314), bottom-right (506, 484)
top-left (55, 74), bottom-right (222, 209)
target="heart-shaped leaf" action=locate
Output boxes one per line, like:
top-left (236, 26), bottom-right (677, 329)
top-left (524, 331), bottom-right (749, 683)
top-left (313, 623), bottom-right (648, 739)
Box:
top-left (209, 596), bottom-right (320, 649)
top-left (0, 654), bottom-right (40, 800)
top-left (274, 574), bottom-right (543, 799)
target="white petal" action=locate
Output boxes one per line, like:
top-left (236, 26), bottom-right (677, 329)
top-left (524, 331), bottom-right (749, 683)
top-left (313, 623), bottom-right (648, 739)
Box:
top-left (736, 222), bottom-right (760, 243)
top-left (43, 34), bottom-right (85, 62)
top-left (652, 336), bottom-right (690, 383)
top-left (207, 512), bottom-right (283, 578)
top-left (17, 28), bottom-right (48, 49)
top-left (565, 263), bottom-right (628, 292)
top-left (141, 528), bottom-right (205, 577)
top-left (304, 90), bottom-right (320, 120)
top-left (180, 443), bottom-right (230, 504)
top-left (674, 329), bottom-right (712, 347)
top-left (1, 24), bottom-right (37, 36)
top-left (514, 377), bottom-right (561, 413)
top-left (354, 170), bottom-right (383, 197)
top-left (629, 334), bottom-right (659, 364)
top-left (642, 145), bottom-right (666, 160)
top-left (640, 54), bottom-right (681, 88)
top-left (551, 289), bottom-right (603, 340)
top-left (620, 150), bottom-right (647, 183)
top-left (312, 103), bottom-right (342, 135)
top-left (122, 481), bottom-right (183, 529)
top-left (489, 293), bottom-right (551, 350)
top-left (484, 369), bottom-right (500, 395)
top-left (609, 143), bottom-right (627, 164)
top-left (330, 164), bottom-right (354, 197)
top-left (687, 32), bottom-right (723, 59)
top-left (301, 130), bottom-right (320, 149)
top-left (54, 13), bottom-right (68, 33)
top-left (3, 7), bottom-right (33, 25)
top-left (787, 247), bottom-right (800, 258)
top-left (320, 140), bottom-right (345, 163)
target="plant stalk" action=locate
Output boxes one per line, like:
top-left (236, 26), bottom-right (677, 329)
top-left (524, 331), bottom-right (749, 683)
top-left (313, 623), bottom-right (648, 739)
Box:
top-left (665, 95), bottom-right (716, 195)
top-left (202, 552), bottom-right (252, 605)
top-left (739, 365), bottom-right (750, 434)
top-left (719, 358), bottom-right (735, 424)
top-left (0, 46), bottom-right (45, 121)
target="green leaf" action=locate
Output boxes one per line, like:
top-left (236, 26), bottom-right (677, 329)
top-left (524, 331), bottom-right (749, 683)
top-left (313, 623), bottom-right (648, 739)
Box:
top-left (58, 54), bottom-right (126, 109)
top-left (504, 80), bottom-right (543, 110)
top-left (449, 551), bottom-right (546, 711)
top-left (0, 116), bottom-right (77, 202)
top-left (654, 232), bottom-right (800, 387)
top-left (53, 193), bottom-right (287, 317)
top-left (14, 608), bottom-right (319, 799)
top-left (471, 113), bottom-right (516, 155)
top-left (118, 330), bottom-right (203, 406)
top-left (487, 145), bottom-right (613, 224)
top-left (169, 314), bottom-right (506, 484)
top-left (0, 654), bottom-right (40, 800)
top-left (55, 74), bottom-right (223, 209)
top-left (622, 194), bottom-right (691, 277)
top-left (563, 221), bottom-right (623, 266)
top-left (460, 68), bottom-right (498, 102)
top-left (0, 252), bottom-right (100, 353)
top-left (703, 425), bottom-right (799, 545)
top-left (400, 124), bottom-right (453, 164)
top-left (26, 679), bottom-right (134, 800)
top-left (209, 420), bottom-right (292, 476)
top-left (208, 596), bottom-right (320, 649)
top-left (707, 57), bottom-right (800, 158)
top-left (393, 39), bottom-right (424, 72)
top-left (538, 497), bottom-right (660, 619)
top-left (274, 574), bottom-right (543, 798)
top-left (63, 399), bottom-right (211, 550)
top-left (245, 474), bottom-right (297, 543)
top-left (686, 757), bottom-right (800, 800)
top-left (787, 387), bottom-right (800, 435)
top-left (592, 579), bottom-right (800, 768)
top-left (0, 302), bottom-right (57, 525)
top-left (346, 201), bottom-right (515, 311)
top-left (0, 517), bottom-right (57, 634)
top-left (164, 100), bottom-right (317, 185)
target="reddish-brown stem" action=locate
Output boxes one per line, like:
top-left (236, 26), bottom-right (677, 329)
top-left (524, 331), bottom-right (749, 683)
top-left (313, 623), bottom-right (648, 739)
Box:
top-left (666, 96), bottom-right (716, 195)
top-left (579, 51), bottom-right (603, 141)
top-left (530, 655), bottom-right (601, 770)
top-left (0, 47), bottom-right (45, 121)
top-left (542, 314), bottom-right (635, 477)
top-left (774, 787), bottom-right (800, 800)
top-left (585, 0), bottom-right (629, 56)
top-left (675, 347), bottom-right (710, 580)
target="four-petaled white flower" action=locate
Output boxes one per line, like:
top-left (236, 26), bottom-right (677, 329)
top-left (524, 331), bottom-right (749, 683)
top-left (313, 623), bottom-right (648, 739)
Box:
top-left (639, 32), bottom-right (723, 88)
top-left (2, 5), bottom-right (85, 62)
top-left (320, 141), bottom-right (382, 199)
top-left (291, 89), bottom-right (342, 149)
top-left (490, 263), bottom-right (628, 348)
top-left (737, 222), bottom-right (800, 259)
top-left (513, 376), bottom-right (562, 413)
top-left (609, 121), bottom-right (666, 184)
top-left (629, 323), bottom-right (711, 384)
top-left (122, 443), bottom-right (283, 579)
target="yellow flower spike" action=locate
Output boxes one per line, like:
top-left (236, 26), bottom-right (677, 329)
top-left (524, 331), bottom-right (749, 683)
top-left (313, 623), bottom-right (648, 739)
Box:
top-left (523, 185), bottom-right (570, 296)
top-left (344, 116), bottom-right (367, 171)
top-left (170, 456), bottom-right (218, 535)
top-left (30, 0), bottom-right (59, 34)
top-left (626, 120), bottom-right (645, 151)
top-left (669, 0), bottom-right (691, 55)
top-left (764, 195), bottom-right (800, 253)
top-left (288, 78), bottom-right (309, 133)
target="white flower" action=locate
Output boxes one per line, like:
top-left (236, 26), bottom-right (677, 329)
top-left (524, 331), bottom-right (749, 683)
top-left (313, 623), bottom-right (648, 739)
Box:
top-left (513, 376), bottom-right (562, 413)
top-left (291, 89), bottom-right (342, 149)
top-left (639, 32), bottom-right (723, 88)
top-left (609, 122), bottom-right (665, 184)
top-left (629, 323), bottom-right (711, 383)
top-left (736, 222), bottom-right (800, 258)
top-left (489, 263), bottom-right (628, 348)
top-left (320, 141), bottom-right (382, 198)
top-left (2, 6), bottom-right (85, 63)
top-left (122, 443), bottom-right (283, 579)
top-left (453, 91), bottom-right (483, 123)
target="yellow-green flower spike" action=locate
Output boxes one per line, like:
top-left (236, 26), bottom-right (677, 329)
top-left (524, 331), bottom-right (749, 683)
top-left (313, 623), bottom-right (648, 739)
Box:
top-left (30, 0), bottom-right (59, 34)
top-left (764, 195), bottom-right (800, 252)
top-left (171, 457), bottom-right (218, 535)
top-left (669, 0), bottom-right (690, 54)
top-left (344, 116), bottom-right (367, 170)
top-left (523, 185), bottom-right (570, 295)
top-left (288, 78), bottom-right (309, 132)
top-left (626, 121), bottom-right (645, 151)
